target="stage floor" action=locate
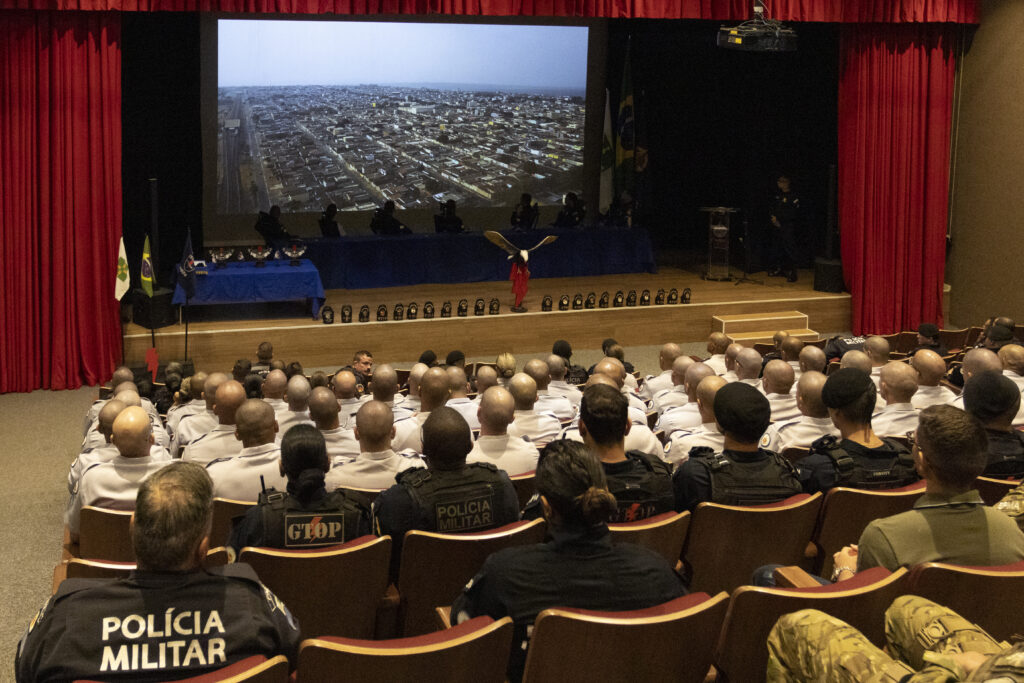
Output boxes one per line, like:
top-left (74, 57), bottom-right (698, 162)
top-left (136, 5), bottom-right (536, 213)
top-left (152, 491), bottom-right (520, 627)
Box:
top-left (123, 266), bottom-right (850, 370)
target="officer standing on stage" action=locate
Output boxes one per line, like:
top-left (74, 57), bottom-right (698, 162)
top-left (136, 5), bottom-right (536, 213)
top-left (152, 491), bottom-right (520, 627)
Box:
top-left (229, 425), bottom-right (371, 554)
top-left (17, 462), bottom-right (301, 682)
top-left (768, 174), bottom-right (801, 283)
top-left (373, 407), bottom-right (520, 576)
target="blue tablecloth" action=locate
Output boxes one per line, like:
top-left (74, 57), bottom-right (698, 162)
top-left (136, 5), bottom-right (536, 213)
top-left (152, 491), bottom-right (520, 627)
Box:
top-left (173, 259), bottom-right (325, 319)
top-left (303, 228), bottom-right (657, 290)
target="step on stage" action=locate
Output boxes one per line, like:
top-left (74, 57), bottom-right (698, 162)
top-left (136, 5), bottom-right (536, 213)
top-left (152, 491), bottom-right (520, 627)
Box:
top-left (123, 267), bottom-right (851, 370)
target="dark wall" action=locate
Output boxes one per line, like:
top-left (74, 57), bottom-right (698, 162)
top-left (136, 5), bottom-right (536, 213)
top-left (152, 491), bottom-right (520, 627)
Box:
top-left (122, 12), bottom-right (202, 288)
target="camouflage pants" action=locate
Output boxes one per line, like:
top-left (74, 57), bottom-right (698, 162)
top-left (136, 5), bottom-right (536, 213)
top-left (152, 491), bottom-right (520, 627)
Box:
top-left (766, 595), bottom-right (1019, 682)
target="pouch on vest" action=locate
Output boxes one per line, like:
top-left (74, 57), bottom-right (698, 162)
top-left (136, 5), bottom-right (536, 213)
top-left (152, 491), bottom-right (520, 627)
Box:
top-left (693, 449), bottom-right (803, 506)
top-left (401, 465), bottom-right (503, 533)
top-left (810, 436), bottom-right (918, 490)
top-left (604, 450), bottom-right (674, 523)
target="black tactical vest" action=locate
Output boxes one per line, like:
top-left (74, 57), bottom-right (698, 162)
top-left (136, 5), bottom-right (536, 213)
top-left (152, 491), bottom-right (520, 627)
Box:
top-left (690, 447), bottom-right (804, 506)
top-left (809, 435), bottom-right (919, 490)
top-left (398, 463), bottom-right (507, 533)
top-left (604, 450), bottom-right (675, 523)
top-left (258, 488), bottom-right (371, 549)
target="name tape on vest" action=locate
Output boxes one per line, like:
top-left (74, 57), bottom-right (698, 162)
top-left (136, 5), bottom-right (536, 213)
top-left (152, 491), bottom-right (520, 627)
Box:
top-left (285, 513), bottom-right (346, 547)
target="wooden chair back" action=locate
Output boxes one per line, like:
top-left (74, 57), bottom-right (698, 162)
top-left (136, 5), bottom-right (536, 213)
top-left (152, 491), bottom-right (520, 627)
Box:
top-left (65, 558), bottom-right (135, 582)
top-left (341, 486), bottom-right (383, 505)
top-left (298, 616), bottom-right (513, 683)
top-left (78, 506), bottom-right (135, 562)
top-left (75, 655), bottom-right (289, 683)
top-left (509, 472), bottom-right (537, 511)
top-left (965, 326), bottom-right (983, 347)
top-left (398, 519), bottom-right (547, 636)
top-left (780, 446), bottom-right (810, 465)
top-left (608, 511), bottom-right (690, 566)
top-left (940, 327), bottom-right (970, 352)
top-left (211, 497), bottom-right (255, 548)
top-left (895, 331), bottom-right (918, 354)
top-left (826, 360), bottom-right (840, 375)
top-left (683, 494), bottom-right (822, 594)
top-left (396, 368), bottom-right (411, 388)
top-left (804, 338), bottom-right (826, 349)
top-left (714, 567), bottom-right (908, 683)
top-left (813, 483), bottom-right (925, 576)
top-left (975, 476), bottom-right (1020, 506)
top-left (522, 592), bottom-right (730, 683)
top-left (239, 535), bottom-right (391, 640)
top-left (907, 560), bottom-right (1024, 642)
top-left (753, 343), bottom-right (775, 356)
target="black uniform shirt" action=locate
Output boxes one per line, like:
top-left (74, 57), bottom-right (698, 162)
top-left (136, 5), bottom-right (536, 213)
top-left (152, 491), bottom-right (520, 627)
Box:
top-left (16, 565), bottom-right (301, 683)
top-left (673, 448), bottom-right (792, 512)
top-left (984, 429), bottom-right (1024, 477)
top-left (452, 522), bottom-right (685, 682)
top-left (797, 439), bottom-right (914, 493)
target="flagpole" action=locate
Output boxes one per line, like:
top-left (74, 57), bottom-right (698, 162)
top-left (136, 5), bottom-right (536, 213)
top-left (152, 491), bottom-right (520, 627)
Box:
top-left (184, 296), bottom-right (190, 364)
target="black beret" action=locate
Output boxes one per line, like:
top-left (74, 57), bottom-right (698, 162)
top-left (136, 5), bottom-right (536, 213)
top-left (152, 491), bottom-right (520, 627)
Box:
top-left (713, 382), bottom-right (770, 443)
top-left (988, 325), bottom-right (1015, 343)
top-left (418, 350), bottom-right (437, 366)
top-left (821, 368), bottom-right (876, 408)
top-left (445, 350), bottom-right (465, 366)
top-left (552, 340), bottom-right (573, 358)
top-left (963, 371), bottom-right (1021, 421)
top-left (918, 323), bottom-right (940, 338)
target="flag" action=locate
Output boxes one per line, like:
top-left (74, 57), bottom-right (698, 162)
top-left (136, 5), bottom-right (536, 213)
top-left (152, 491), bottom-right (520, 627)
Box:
top-left (140, 235), bottom-right (154, 298)
top-left (614, 39), bottom-right (636, 202)
top-left (114, 237), bottom-right (130, 301)
top-left (176, 232), bottom-right (196, 300)
top-left (599, 88), bottom-right (614, 214)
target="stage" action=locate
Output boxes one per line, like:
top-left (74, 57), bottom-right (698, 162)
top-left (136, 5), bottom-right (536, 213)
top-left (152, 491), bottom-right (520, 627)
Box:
top-left (123, 266), bottom-right (851, 371)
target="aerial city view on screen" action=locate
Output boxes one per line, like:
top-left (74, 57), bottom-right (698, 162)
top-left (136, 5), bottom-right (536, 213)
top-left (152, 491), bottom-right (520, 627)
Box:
top-left (217, 20), bottom-right (589, 214)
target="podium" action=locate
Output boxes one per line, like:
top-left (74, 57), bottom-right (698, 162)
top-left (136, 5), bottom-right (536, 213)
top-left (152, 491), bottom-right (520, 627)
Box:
top-left (700, 207), bottom-right (739, 281)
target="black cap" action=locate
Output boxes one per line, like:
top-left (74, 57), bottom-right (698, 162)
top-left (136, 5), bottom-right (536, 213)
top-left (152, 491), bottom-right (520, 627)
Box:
top-left (552, 340), bottom-right (573, 359)
top-left (963, 371), bottom-right (1021, 421)
top-left (918, 323), bottom-right (940, 338)
top-left (821, 368), bottom-right (876, 408)
top-left (446, 350), bottom-right (465, 366)
top-left (988, 325), bottom-right (1015, 343)
top-left (713, 382), bottom-right (771, 443)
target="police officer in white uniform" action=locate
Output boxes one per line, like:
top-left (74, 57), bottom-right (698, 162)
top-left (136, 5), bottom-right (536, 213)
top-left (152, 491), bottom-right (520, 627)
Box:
top-left (763, 360), bottom-right (801, 423)
top-left (704, 332), bottom-right (730, 376)
top-left (545, 355), bottom-right (582, 409)
top-left (182, 380), bottom-right (248, 466)
top-left (391, 366), bottom-right (453, 454)
top-left (308, 386), bottom-right (358, 462)
top-left (946, 349), bottom-right (1003, 412)
top-left (445, 365), bottom-right (482, 430)
top-left (781, 337), bottom-right (805, 384)
top-left (864, 336), bottom-right (891, 390)
top-left (260, 369), bottom-right (288, 414)
top-left (721, 343), bottom-right (743, 383)
top-left (166, 372), bottom-right (208, 436)
top-left (734, 347), bottom-right (765, 393)
top-left (761, 371), bottom-right (840, 453)
top-left (506, 373), bottom-right (561, 449)
top-left (326, 400), bottom-right (423, 490)
top-left (910, 349), bottom-right (957, 409)
top-left (523, 359), bottom-right (575, 420)
top-left (561, 375), bottom-right (665, 462)
top-left (664, 376), bottom-right (727, 466)
top-left (639, 343), bottom-right (682, 402)
top-left (66, 407), bottom-right (171, 542)
top-left (467, 386), bottom-right (540, 476)
top-left (656, 363), bottom-right (715, 435)
top-left (1001, 344), bottom-right (1024, 390)
top-left (331, 369), bottom-right (363, 428)
top-left (652, 356), bottom-right (695, 415)
top-left (403, 363), bottom-right (430, 413)
top-left (206, 399), bottom-right (285, 502)
top-left (358, 364), bottom-right (413, 422)
top-left (173, 372), bottom-right (229, 456)
top-left (275, 374), bottom-right (314, 436)
top-left (871, 361), bottom-right (920, 436)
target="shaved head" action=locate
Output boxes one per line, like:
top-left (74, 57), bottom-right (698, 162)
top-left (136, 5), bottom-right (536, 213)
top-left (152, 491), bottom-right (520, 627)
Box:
top-left (773, 330), bottom-right (790, 348)
top-left (725, 343), bottom-right (743, 370)
top-left (308, 386), bottom-right (341, 429)
top-left (796, 371), bottom-right (829, 418)
top-left (475, 365), bottom-right (499, 394)
top-left (262, 370), bottom-right (287, 400)
top-left (419, 367), bottom-right (452, 411)
top-left (695, 375), bottom-right (727, 423)
top-left (999, 344), bottom-right (1024, 376)
top-left (285, 374), bottom-right (311, 410)
top-left (546, 355), bottom-right (567, 381)
top-left (840, 350), bottom-right (872, 373)
top-left (763, 359), bottom-right (796, 395)
top-left (684, 363), bottom-right (715, 400)
top-left (189, 372), bottom-right (209, 401)
top-left (912, 349), bottom-right (947, 386)
top-left (202, 372), bottom-right (229, 409)
top-left (354, 400), bottom-right (394, 451)
top-left (115, 390), bottom-right (141, 408)
top-left (671, 356), bottom-right (696, 386)
top-left (97, 399), bottom-right (127, 443)
top-left (235, 399), bottom-right (278, 447)
top-left (111, 406), bottom-right (153, 458)
top-left (781, 336), bottom-right (804, 362)
top-left (508, 373), bottom-right (538, 410)
top-left (864, 336), bottom-right (891, 364)
top-left (370, 364), bottom-right (399, 401)
top-left (586, 373), bottom-right (619, 390)
top-left (708, 332), bottom-right (730, 355)
top-left (594, 358), bottom-right (626, 388)
top-left (963, 348), bottom-right (1002, 381)
top-left (213, 380), bottom-right (247, 426)
top-left (879, 361), bottom-right (918, 403)
top-left (332, 370), bottom-right (358, 400)
top-left (114, 381), bottom-right (138, 396)
top-left (523, 359), bottom-right (550, 390)
top-left (446, 366), bottom-right (470, 397)
top-left (478, 386), bottom-right (516, 434)
top-left (659, 343), bottom-right (682, 370)
top-left (111, 366), bottom-right (135, 387)
top-left (407, 363), bottom-right (429, 397)
top-left (735, 348), bottom-right (763, 380)
top-left (799, 345), bottom-right (827, 373)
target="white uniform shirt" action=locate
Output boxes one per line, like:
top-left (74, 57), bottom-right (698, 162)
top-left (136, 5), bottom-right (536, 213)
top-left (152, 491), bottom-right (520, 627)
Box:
top-left (182, 425), bottom-right (242, 466)
top-left (766, 393), bottom-right (801, 423)
top-left (560, 425), bottom-right (666, 463)
top-left (446, 397), bottom-right (481, 430)
top-left (167, 398), bottom-right (206, 436)
top-left (320, 426), bottom-right (359, 462)
top-left (640, 370), bottom-right (674, 402)
top-left (535, 391), bottom-right (575, 420)
top-left (663, 423), bottom-right (725, 466)
top-left (84, 397), bottom-right (158, 437)
top-left (624, 389), bottom-right (649, 415)
top-left (912, 384), bottom-right (958, 410)
top-left (68, 443), bottom-right (170, 496)
top-left (788, 361), bottom-right (803, 385)
top-left (403, 395), bottom-right (422, 412)
top-left (653, 386), bottom-right (688, 416)
top-left (1004, 370), bottom-right (1024, 391)
top-left (172, 409), bottom-right (217, 454)
top-left (656, 403), bottom-right (702, 435)
top-left (761, 415), bottom-right (839, 453)
top-left (705, 354), bottom-right (728, 376)
top-left (624, 374), bottom-right (639, 392)
top-left (66, 454), bottom-right (169, 535)
top-left (325, 449), bottom-right (423, 490)
top-left (871, 402), bottom-right (920, 437)
top-left (392, 412), bottom-right (428, 454)
top-left (507, 409), bottom-right (562, 448)
top-left (466, 434), bottom-right (540, 475)
top-left (722, 370), bottom-right (738, 383)
top-left (206, 442), bottom-right (284, 502)
top-left (870, 365), bottom-right (883, 390)
top-left (263, 397), bottom-right (287, 413)
top-left (276, 409), bottom-right (314, 437)
top-left (547, 381), bottom-right (582, 408)
top-left (337, 398), bottom-right (362, 427)
top-left (82, 414), bottom-right (169, 452)
top-left (738, 377), bottom-right (765, 394)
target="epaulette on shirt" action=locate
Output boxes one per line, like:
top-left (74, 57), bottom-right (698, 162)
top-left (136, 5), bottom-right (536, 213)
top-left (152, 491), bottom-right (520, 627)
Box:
top-left (205, 456), bottom-right (234, 469)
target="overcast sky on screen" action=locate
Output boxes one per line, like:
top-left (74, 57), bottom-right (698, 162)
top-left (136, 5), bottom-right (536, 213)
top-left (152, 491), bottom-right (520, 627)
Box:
top-left (219, 20), bottom-right (588, 91)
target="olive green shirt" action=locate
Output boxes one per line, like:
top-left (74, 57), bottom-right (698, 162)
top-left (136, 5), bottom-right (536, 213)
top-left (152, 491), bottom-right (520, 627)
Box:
top-left (995, 483), bottom-right (1024, 530)
top-left (857, 490), bottom-right (1024, 572)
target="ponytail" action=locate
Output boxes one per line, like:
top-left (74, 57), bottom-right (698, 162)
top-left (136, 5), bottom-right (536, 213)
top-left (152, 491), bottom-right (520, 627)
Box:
top-left (575, 486), bottom-right (618, 525)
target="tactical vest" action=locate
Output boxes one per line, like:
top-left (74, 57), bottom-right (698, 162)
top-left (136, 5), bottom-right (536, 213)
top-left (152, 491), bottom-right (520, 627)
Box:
top-left (398, 463), bottom-right (507, 533)
top-left (604, 451), bottom-right (675, 523)
top-left (984, 431), bottom-right (1024, 478)
top-left (809, 435), bottom-right (919, 490)
top-left (258, 488), bottom-right (370, 549)
top-left (689, 447), bottom-right (804, 506)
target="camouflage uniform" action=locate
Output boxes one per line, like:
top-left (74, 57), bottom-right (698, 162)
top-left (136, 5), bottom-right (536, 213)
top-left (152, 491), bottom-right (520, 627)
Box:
top-left (995, 483), bottom-right (1024, 531)
top-left (767, 596), bottom-right (1020, 682)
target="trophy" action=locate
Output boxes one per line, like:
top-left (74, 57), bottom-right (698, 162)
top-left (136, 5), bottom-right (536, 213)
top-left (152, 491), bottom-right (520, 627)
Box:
top-left (247, 245), bottom-right (273, 268)
top-left (208, 247), bottom-right (236, 269)
top-left (281, 240), bottom-right (307, 267)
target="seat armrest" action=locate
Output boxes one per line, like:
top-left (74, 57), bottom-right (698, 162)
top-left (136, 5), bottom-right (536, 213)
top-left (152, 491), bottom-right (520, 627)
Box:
top-left (774, 565), bottom-right (823, 588)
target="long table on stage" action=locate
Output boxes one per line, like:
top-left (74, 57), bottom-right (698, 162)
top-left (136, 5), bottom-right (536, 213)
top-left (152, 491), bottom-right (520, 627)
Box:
top-left (172, 259), bottom-right (325, 320)
top-left (303, 227), bottom-right (657, 290)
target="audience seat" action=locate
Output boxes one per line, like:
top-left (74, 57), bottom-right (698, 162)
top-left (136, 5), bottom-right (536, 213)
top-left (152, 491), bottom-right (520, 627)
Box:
top-left (340, 486), bottom-right (383, 505)
top-left (826, 361), bottom-right (840, 376)
top-left (895, 331), bottom-right (918, 354)
top-left (714, 567), bottom-right (909, 683)
top-left (682, 493), bottom-right (823, 595)
top-left (239, 535), bottom-right (391, 640)
top-left (753, 343), bottom-right (775, 356)
top-left (804, 338), bottom-right (826, 349)
top-left (57, 546), bottom-right (230, 590)
top-left (75, 654), bottom-right (289, 683)
top-left (211, 497), bottom-right (256, 548)
top-left (907, 560), bottom-right (1024, 642)
top-left (780, 447), bottom-right (809, 465)
top-left (297, 616), bottom-right (513, 683)
top-left (811, 482), bottom-right (926, 576)
top-left (77, 506), bottom-right (135, 562)
top-left (940, 327), bottom-right (970, 353)
top-left (509, 472), bottom-right (537, 512)
top-left (398, 519), bottom-right (547, 636)
top-left (608, 511), bottom-right (690, 566)
top-left (965, 326), bottom-right (984, 347)
top-left (975, 476), bottom-right (1020, 506)
top-left (521, 592), bottom-right (730, 683)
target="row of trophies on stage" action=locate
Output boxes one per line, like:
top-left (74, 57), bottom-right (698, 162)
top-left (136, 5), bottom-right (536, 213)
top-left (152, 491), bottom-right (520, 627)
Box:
top-left (208, 243), bottom-right (307, 267)
top-left (319, 287), bottom-right (692, 324)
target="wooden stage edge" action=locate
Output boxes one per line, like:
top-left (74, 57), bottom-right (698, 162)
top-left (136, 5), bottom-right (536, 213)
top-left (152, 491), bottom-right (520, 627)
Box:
top-left (123, 267), bottom-right (850, 370)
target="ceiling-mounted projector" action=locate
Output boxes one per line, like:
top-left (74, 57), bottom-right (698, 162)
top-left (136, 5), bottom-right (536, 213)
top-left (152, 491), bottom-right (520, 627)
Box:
top-left (717, 1), bottom-right (797, 52)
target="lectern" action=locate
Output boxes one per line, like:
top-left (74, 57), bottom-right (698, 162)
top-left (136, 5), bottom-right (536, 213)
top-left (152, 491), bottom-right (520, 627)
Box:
top-left (699, 207), bottom-right (739, 281)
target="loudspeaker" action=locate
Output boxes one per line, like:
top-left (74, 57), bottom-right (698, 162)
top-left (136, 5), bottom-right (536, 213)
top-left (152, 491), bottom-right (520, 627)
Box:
top-left (813, 258), bottom-right (844, 293)
top-left (132, 288), bottom-right (177, 328)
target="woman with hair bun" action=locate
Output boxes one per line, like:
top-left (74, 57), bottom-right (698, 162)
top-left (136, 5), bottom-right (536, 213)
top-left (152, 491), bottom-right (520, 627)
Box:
top-left (495, 352), bottom-right (516, 385)
top-left (452, 440), bottom-right (685, 682)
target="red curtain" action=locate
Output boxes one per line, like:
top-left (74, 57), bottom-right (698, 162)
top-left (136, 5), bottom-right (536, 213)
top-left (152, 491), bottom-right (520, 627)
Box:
top-left (838, 23), bottom-right (955, 334)
top-left (0, 0), bottom-right (979, 21)
top-left (0, 11), bottom-right (123, 392)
